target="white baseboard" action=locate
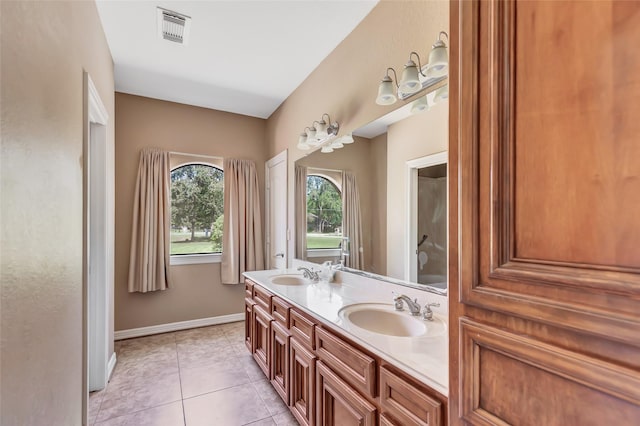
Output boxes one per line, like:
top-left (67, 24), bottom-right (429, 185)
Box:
top-left (114, 313), bottom-right (244, 340)
top-left (107, 352), bottom-right (117, 380)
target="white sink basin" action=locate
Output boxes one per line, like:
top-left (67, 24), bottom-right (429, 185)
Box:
top-left (338, 303), bottom-right (446, 338)
top-left (270, 274), bottom-right (309, 286)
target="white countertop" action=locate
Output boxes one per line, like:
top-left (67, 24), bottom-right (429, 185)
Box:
top-left (243, 265), bottom-right (448, 396)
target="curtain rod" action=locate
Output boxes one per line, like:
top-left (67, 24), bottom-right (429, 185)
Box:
top-left (169, 151), bottom-right (223, 161)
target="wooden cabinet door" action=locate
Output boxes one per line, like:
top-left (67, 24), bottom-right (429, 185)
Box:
top-left (270, 320), bottom-right (290, 405)
top-left (290, 337), bottom-right (317, 426)
top-left (450, 1), bottom-right (640, 424)
top-left (245, 297), bottom-right (255, 352)
top-left (316, 361), bottom-right (376, 426)
top-left (252, 305), bottom-right (272, 379)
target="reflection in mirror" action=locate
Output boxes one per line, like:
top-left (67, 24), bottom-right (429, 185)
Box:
top-left (295, 83), bottom-right (448, 292)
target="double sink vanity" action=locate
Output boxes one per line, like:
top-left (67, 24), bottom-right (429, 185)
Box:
top-left (243, 262), bottom-right (448, 426)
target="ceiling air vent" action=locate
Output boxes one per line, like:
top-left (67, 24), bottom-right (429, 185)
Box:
top-left (157, 7), bottom-right (191, 45)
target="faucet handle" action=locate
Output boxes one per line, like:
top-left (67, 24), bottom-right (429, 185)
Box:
top-left (422, 302), bottom-right (441, 321)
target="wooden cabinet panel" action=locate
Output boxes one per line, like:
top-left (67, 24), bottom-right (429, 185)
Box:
top-left (245, 279), bottom-right (254, 299)
top-left (290, 309), bottom-right (315, 351)
top-left (459, 319), bottom-right (640, 425)
top-left (379, 413), bottom-right (397, 426)
top-left (379, 366), bottom-right (442, 426)
top-left (456, 0), bottom-right (640, 346)
top-left (270, 320), bottom-right (290, 405)
top-left (316, 361), bottom-right (376, 426)
top-left (271, 296), bottom-right (291, 329)
top-left (290, 337), bottom-right (317, 426)
top-left (252, 284), bottom-right (273, 313)
top-left (315, 327), bottom-right (376, 398)
top-left (252, 305), bottom-right (272, 379)
top-left (450, 0), bottom-right (640, 423)
top-left (245, 297), bottom-right (255, 352)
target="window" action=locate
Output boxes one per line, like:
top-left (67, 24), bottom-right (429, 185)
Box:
top-left (170, 163), bottom-right (224, 257)
top-left (306, 174), bottom-right (342, 250)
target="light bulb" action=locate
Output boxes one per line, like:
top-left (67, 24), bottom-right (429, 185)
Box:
top-left (376, 76), bottom-right (397, 105)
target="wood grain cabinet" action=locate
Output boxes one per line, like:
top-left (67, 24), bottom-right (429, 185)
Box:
top-left (270, 320), bottom-right (290, 404)
top-left (244, 297), bottom-right (255, 351)
top-left (316, 361), bottom-right (376, 426)
top-left (290, 336), bottom-right (317, 426)
top-left (252, 305), bottom-right (272, 379)
top-left (449, 0), bottom-right (640, 423)
top-left (244, 279), bottom-right (448, 426)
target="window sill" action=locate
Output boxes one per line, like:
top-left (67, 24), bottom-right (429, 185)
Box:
top-left (170, 253), bottom-right (222, 266)
top-left (307, 249), bottom-right (341, 258)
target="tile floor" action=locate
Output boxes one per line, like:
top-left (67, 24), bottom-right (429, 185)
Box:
top-left (89, 321), bottom-right (298, 426)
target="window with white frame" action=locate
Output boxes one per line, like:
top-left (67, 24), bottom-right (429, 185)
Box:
top-left (170, 163), bottom-right (224, 257)
top-left (306, 174), bottom-right (342, 250)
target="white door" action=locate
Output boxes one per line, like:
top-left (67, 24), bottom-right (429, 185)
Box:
top-left (266, 150), bottom-right (288, 270)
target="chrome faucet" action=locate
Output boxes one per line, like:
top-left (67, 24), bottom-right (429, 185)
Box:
top-left (422, 302), bottom-right (440, 321)
top-left (393, 294), bottom-right (422, 316)
top-left (297, 267), bottom-right (320, 283)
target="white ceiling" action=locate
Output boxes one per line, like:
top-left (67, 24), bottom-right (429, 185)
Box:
top-left (96, 0), bottom-right (378, 119)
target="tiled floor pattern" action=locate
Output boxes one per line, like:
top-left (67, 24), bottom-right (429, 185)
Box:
top-left (89, 321), bottom-right (298, 426)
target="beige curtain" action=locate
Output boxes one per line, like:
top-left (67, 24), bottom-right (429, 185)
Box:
top-left (128, 148), bottom-right (171, 293)
top-left (342, 171), bottom-right (364, 270)
top-left (221, 159), bottom-right (264, 284)
top-left (295, 165), bottom-right (307, 260)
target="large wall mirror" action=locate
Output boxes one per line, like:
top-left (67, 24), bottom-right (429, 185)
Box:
top-left (294, 81), bottom-right (449, 293)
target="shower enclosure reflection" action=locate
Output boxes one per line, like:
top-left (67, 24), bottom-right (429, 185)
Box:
top-left (416, 163), bottom-right (447, 288)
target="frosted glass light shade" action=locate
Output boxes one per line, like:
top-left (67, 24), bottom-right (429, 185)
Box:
top-left (376, 77), bottom-right (397, 105)
top-left (341, 133), bottom-right (354, 144)
top-left (306, 127), bottom-right (318, 144)
top-left (399, 60), bottom-right (421, 95)
top-left (297, 133), bottom-right (310, 150)
top-left (426, 44), bottom-right (448, 78)
top-left (321, 145), bottom-right (334, 153)
top-left (331, 140), bottom-right (344, 149)
top-left (316, 120), bottom-right (328, 138)
top-left (433, 85), bottom-right (449, 103)
top-left (410, 96), bottom-right (430, 114)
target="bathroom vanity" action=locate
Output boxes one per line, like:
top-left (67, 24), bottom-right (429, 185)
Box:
top-left (243, 267), bottom-right (448, 426)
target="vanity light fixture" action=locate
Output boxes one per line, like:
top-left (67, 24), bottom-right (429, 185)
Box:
top-left (375, 31), bottom-right (449, 104)
top-left (297, 114), bottom-right (340, 153)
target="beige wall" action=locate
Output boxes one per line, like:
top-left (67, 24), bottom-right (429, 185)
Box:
top-left (296, 135), bottom-right (386, 273)
top-left (370, 132), bottom-right (388, 275)
top-left (264, 1), bottom-right (449, 267)
top-left (386, 102), bottom-right (448, 279)
top-left (0, 1), bottom-right (114, 424)
top-left (114, 93), bottom-right (267, 331)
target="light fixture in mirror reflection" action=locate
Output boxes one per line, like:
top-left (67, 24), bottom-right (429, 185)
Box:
top-left (376, 31), bottom-right (449, 105)
top-left (294, 85), bottom-right (449, 293)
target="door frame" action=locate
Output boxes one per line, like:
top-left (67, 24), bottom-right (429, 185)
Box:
top-left (265, 149), bottom-right (288, 269)
top-left (82, 72), bottom-right (113, 423)
top-left (405, 151), bottom-right (448, 282)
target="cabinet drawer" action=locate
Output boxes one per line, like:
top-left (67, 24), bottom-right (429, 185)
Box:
top-left (290, 309), bottom-right (315, 350)
top-left (379, 366), bottom-right (442, 426)
top-left (315, 327), bottom-right (376, 398)
top-left (245, 280), bottom-right (254, 299)
top-left (253, 284), bottom-right (273, 313)
top-left (271, 296), bottom-right (291, 328)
